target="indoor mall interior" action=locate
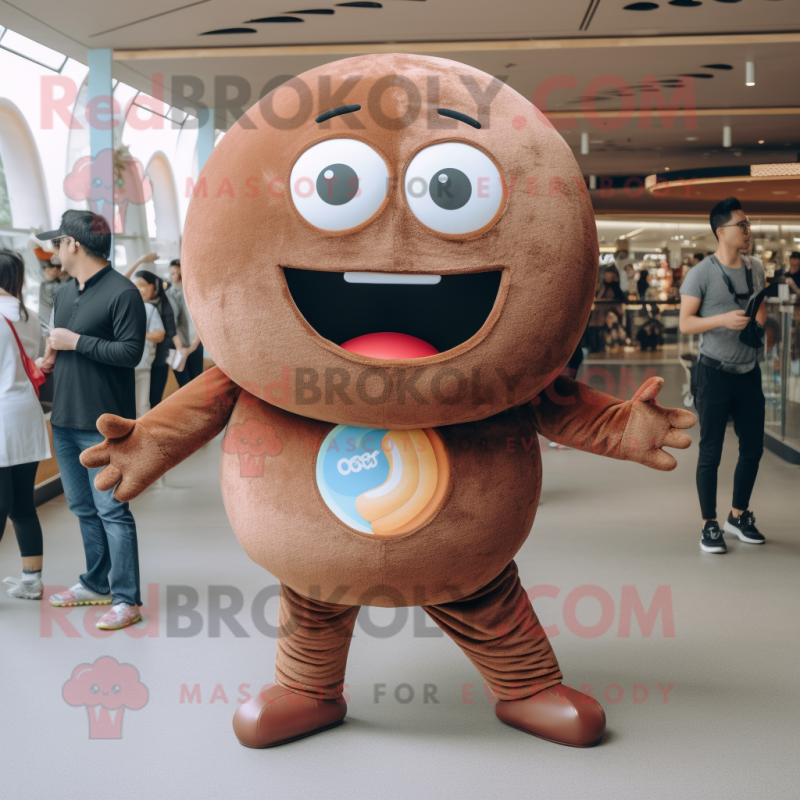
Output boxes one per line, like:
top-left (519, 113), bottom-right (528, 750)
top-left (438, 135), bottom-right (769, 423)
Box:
top-left (0, 2), bottom-right (798, 798)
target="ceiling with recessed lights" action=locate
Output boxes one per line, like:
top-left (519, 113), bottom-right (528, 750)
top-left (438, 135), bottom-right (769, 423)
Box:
top-left (0, 0), bottom-right (798, 193)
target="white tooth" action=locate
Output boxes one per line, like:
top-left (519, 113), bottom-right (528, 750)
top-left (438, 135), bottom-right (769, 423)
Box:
top-left (344, 272), bottom-right (441, 285)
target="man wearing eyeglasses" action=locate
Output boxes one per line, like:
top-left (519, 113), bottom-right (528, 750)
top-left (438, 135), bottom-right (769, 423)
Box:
top-left (34, 210), bottom-right (147, 629)
top-left (679, 197), bottom-right (767, 555)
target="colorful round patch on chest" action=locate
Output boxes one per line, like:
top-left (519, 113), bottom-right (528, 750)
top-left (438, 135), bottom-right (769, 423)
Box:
top-left (316, 426), bottom-right (449, 536)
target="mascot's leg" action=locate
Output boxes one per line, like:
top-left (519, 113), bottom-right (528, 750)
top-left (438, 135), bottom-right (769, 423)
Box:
top-left (233, 582), bottom-right (358, 748)
top-left (424, 561), bottom-right (606, 747)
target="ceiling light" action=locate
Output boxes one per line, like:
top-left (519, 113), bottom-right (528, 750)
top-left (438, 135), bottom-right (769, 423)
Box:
top-left (581, 132), bottom-right (589, 155)
top-left (201, 27), bottom-right (256, 34)
top-left (686, 136), bottom-right (698, 141)
top-left (758, 139), bottom-right (765, 144)
top-left (745, 61), bottom-right (755, 86)
top-left (246, 16), bottom-right (303, 22)
top-left (665, 167), bottom-right (670, 171)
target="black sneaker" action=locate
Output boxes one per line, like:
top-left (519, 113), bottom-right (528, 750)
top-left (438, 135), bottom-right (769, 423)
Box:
top-left (700, 521), bottom-right (726, 554)
top-left (724, 510), bottom-right (766, 544)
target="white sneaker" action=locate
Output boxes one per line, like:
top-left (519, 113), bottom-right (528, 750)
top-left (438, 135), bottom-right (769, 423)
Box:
top-left (49, 583), bottom-right (113, 607)
top-left (97, 602), bottom-right (142, 630)
top-left (4, 575), bottom-right (44, 600)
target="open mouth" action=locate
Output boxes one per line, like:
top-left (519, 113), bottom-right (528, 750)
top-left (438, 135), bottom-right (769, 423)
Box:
top-left (283, 268), bottom-right (502, 358)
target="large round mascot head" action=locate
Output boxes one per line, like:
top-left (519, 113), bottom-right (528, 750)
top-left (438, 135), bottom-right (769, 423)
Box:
top-left (183, 53), bottom-right (598, 428)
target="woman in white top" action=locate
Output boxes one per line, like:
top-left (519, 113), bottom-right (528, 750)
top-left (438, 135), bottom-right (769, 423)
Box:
top-left (0, 250), bottom-right (51, 600)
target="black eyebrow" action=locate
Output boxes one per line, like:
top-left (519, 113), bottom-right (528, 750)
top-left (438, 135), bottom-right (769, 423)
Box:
top-left (437, 108), bottom-right (481, 129)
top-left (315, 104), bottom-right (362, 123)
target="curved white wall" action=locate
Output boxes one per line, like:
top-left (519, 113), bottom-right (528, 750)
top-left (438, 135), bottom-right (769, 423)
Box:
top-left (0, 98), bottom-right (50, 230)
top-left (145, 151), bottom-right (181, 262)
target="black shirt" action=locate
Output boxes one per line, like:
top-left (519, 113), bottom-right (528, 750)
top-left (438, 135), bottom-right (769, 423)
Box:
top-left (52, 265), bottom-right (146, 429)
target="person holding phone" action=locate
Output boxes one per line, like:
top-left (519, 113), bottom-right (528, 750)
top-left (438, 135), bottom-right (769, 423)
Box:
top-left (679, 197), bottom-right (767, 554)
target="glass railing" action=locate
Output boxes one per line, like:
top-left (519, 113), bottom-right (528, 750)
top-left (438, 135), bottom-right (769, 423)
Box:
top-left (763, 298), bottom-right (800, 462)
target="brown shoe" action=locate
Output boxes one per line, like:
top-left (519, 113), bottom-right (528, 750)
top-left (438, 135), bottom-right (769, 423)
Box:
top-left (232, 685), bottom-right (347, 748)
top-left (495, 684), bottom-right (606, 747)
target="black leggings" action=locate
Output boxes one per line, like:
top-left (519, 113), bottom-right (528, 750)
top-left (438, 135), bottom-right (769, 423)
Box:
top-left (0, 461), bottom-right (43, 558)
top-left (695, 362), bottom-right (765, 520)
top-left (149, 363), bottom-right (170, 408)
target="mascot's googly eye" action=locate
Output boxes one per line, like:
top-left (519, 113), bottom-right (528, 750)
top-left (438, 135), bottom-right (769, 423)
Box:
top-left (404, 142), bottom-right (504, 235)
top-left (290, 139), bottom-right (389, 231)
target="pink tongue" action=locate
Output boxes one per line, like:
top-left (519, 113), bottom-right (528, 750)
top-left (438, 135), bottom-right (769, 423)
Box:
top-left (340, 332), bottom-right (439, 360)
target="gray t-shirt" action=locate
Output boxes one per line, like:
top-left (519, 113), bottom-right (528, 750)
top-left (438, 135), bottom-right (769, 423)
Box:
top-left (680, 255), bottom-right (765, 373)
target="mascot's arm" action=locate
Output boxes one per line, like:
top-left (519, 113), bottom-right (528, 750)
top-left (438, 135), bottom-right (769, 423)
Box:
top-left (80, 366), bottom-right (240, 501)
top-left (530, 375), bottom-right (696, 471)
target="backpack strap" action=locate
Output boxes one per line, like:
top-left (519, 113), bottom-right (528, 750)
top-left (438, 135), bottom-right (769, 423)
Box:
top-left (710, 255), bottom-right (751, 308)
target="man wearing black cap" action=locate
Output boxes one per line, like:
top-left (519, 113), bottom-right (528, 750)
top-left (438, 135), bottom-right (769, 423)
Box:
top-left (36, 210), bottom-right (146, 630)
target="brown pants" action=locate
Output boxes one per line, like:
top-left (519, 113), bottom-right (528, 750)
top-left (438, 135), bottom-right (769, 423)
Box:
top-left (275, 561), bottom-right (562, 701)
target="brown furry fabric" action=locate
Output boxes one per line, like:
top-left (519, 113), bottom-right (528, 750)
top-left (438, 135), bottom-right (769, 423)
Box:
top-left (80, 55), bottom-right (695, 705)
top-left (182, 53), bottom-right (598, 429)
top-left (276, 561), bottom-right (561, 701)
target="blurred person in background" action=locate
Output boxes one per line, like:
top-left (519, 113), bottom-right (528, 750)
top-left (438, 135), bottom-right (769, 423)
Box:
top-left (618, 260), bottom-right (631, 293)
top-left (597, 267), bottom-right (626, 301)
top-left (166, 259), bottom-right (204, 386)
top-left (0, 250), bottom-right (50, 600)
top-left (131, 277), bottom-right (164, 418)
top-left (35, 246), bottom-right (70, 324)
top-left (637, 315), bottom-right (664, 351)
top-left (602, 309), bottom-right (627, 350)
top-left (637, 267), bottom-right (650, 300)
top-left (131, 270), bottom-right (179, 408)
top-left (786, 251), bottom-right (800, 296)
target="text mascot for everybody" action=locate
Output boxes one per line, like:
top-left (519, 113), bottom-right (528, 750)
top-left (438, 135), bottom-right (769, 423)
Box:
top-left (81, 54), bottom-right (696, 749)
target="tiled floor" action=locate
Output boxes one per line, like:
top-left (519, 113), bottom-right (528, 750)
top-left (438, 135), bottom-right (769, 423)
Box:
top-left (1, 365), bottom-right (798, 799)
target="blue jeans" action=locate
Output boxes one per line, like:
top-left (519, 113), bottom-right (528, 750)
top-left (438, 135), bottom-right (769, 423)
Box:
top-left (52, 425), bottom-right (141, 606)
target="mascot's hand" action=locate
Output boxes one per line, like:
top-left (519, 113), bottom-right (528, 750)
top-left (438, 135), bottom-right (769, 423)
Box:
top-left (623, 377), bottom-right (696, 471)
top-left (80, 415), bottom-right (170, 502)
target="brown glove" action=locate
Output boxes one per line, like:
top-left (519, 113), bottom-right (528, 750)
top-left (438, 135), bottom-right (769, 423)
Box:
top-left (80, 366), bottom-right (240, 501)
top-left (80, 415), bottom-right (173, 502)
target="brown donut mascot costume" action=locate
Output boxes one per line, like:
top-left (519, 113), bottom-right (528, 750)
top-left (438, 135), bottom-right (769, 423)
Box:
top-left (81, 54), bottom-right (696, 749)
